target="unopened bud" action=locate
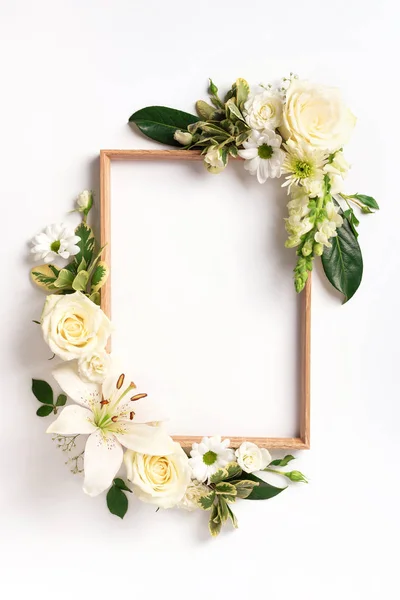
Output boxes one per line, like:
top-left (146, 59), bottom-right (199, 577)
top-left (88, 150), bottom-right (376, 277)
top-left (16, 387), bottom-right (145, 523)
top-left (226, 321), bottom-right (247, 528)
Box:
top-left (301, 239), bottom-right (313, 257)
top-left (314, 242), bottom-right (323, 256)
top-left (173, 130), bottom-right (193, 146)
top-left (285, 470), bottom-right (308, 483)
top-left (209, 79), bottom-right (218, 95)
top-left (76, 190), bottom-right (93, 216)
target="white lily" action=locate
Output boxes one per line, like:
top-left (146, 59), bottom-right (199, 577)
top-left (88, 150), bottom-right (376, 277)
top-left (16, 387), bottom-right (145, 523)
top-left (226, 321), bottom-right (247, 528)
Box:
top-left (47, 362), bottom-right (174, 497)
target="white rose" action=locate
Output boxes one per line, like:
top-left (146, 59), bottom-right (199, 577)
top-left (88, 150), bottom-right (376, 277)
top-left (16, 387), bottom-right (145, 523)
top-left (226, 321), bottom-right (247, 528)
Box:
top-left (41, 291), bottom-right (112, 361)
top-left (77, 350), bottom-right (111, 383)
top-left (244, 90), bottom-right (283, 131)
top-left (124, 441), bottom-right (191, 509)
top-left (280, 79), bottom-right (356, 152)
top-left (76, 190), bottom-right (93, 213)
top-left (174, 130), bottom-right (193, 146)
top-left (178, 480), bottom-right (210, 511)
top-left (235, 442), bottom-right (271, 474)
top-left (204, 147), bottom-right (226, 174)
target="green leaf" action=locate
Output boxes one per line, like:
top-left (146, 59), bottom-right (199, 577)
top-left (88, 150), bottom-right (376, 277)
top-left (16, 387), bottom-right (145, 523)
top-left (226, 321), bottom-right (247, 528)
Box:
top-left (195, 100), bottom-right (217, 120)
top-left (224, 462), bottom-right (242, 480)
top-left (343, 209), bottom-right (360, 239)
top-left (235, 78), bottom-right (250, 109)
top-left (30, 265), bottom-right (58, 291)
top-left (349, 194), bottom-right (380, 210)
top-left (129, 106), bottom-right (199, 146)
top-left (208, 504), bottom-right (222, 537)
top-left (269, 455), bottom-right (295, 467)
top-left (53, 268), bottom-right (75, 289)
top-left (215, 482), bottom-right (237, 497)
top-left (226, 504), bottom-right (239, 529)
top-left (36, 405), bottom-right (54, 417)
top-left (106, 485), bottom-right (128, 519)
top-left (225, 98), bottom-right (245, 122)
top-left (56, 394), bottom-right (67, 407)
top-left (321, 218), bottom-right (363, 303)
top-left (77, 258), bottom-right (87, 273)
top-left (32, 320), bottom-right (40, 325)
top-left (74, 222), bottom-right (95, 266)
top-left (217, 497), bottom-right (229, 523)
top-left (90, 261), bottom-right (109, 293)
top-left (234, 480), bottom-right (259, 499)
top-left (240, 473), bottom-right (286, 500)
top-left (209, 468), bottom-right (228, 484)
top-left (113, 478), bottom-right (132, 493)
top-left (32, 379), bottom-right (53, 405)
top-left (197, 490), bottom-right (215, 510)
top-left (72, 270), bottom-right (89, 292)
top-left (89, 292), bottom-right (101, 305)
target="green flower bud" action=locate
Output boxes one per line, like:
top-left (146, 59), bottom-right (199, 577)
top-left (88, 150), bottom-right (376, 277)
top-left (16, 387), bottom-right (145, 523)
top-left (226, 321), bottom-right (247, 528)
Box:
top-left (286, 470), bottom-right (308, 483)
top-left (209, 79), bottom-right (218, 95)
top-left (301, 239), bottom-right (313, 257)
top-left (314, 242), bottom-right (323, 256)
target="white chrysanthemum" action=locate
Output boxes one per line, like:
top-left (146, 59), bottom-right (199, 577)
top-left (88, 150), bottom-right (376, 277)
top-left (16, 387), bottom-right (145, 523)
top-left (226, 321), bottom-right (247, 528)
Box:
top-left (314, 201), bottom-right (343, 248)
top-left (188, 436), bottom-right (235, 483)
top-left (282, 140), bottom-right (328, 196)
top-left (31, 223), bottom-right (80, 263)
top-left (244, 90), bottom-right (283, 131)
top-left (238, 129), bottom-right (285, 184)
top-left (178, 480), bottom-right (210, 511)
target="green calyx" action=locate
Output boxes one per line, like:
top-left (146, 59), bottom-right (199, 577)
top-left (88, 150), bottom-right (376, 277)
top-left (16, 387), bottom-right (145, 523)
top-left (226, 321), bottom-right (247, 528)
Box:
top-left (258, 144), bottom-right (274, 160)
top-left (50, 240), bottom-right (61, 253)
top-left (203, 450), bottom-right (218, 466)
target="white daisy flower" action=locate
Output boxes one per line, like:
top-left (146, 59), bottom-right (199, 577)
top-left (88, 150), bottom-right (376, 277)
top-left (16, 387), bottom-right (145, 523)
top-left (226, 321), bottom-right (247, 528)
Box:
top-left (282, 140), bottom-right (328, 195)
top-left (238, 129), bottom-right (285, 184)
top-left (31, 223), bottom-right (80, 263)
top-left (188, 436), bottom-right (235, 483)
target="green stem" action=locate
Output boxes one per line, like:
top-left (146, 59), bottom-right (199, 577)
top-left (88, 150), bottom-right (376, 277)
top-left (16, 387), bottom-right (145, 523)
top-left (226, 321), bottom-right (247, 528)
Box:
top-left (263, 467), bottom-right (288, 477)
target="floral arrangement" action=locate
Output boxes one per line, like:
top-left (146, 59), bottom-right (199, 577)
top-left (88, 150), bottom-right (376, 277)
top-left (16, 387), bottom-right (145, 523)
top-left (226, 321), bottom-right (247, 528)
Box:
top-left (30, 192), bottom-right (307, 537)
top-left (129, 75), bottom-right (379, 302)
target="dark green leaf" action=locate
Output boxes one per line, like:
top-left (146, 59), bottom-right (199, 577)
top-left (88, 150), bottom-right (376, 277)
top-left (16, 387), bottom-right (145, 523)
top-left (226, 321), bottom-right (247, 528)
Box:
top-left (269, 455), bottom-right (295, 467)
top-left (32, 379), bottom-right (53, 405)
top-left (224, 462), bottom-right (242, 480)
top-left (113, 478), bottom-right (132, 493)
top-left (129, 106), bottom-right (199, 146)
top-left (217, 497), bottom-right (229, 523)
top-left (234, 480), bottom-right (259, 499)
top-left (32, 320), bottom-right (40, 325)
top-left (36, 405), bottom-right (54, 417)
top-left (208, 504), bottom-right (222, 537)
top-left (321, 218), bottom-right (363, 303)
top-left (215, 482), bottom-right (237, 497)
top-left (56, 394), bottom-right (67, 407)
top-left (106, 485), bottom-right (128, 519)
top-left (74, 222), bottom-right (95, 266)
top-left (349, 194), bottom-right (380, 210)
top-left (240, 472), bottom-right (286, 500)
top-left (343, 209), bottom-right (360, 239)
top-left (197, 490), bottom-right (215, 510)
top-left (209, 468), bottom-right (228, 484)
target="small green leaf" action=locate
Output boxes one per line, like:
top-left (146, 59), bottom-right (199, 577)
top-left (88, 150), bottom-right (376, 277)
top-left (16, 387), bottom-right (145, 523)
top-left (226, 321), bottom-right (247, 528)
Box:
top-left (208, 504), bottom-right (222, 537)
top-left (30, 265), bottom-right (58, 291)
top-left (90, 261), bottom-right (109, 293)
top-left (106, 485), bottom-right (128, 519)
top-left (129, 106), bottom-right (199, 146)
top-left (113, 478), bottom-right (132, 493)
top-left (197, 490), bottom-right (215, 510)
top-left (74, 222), bottom-right (95, 266)
top-left (72, 270), bottom-right (89, 291)
top-left (235, 78), bottom-right (250, 109)
top-left (241, 473), bottom-right (286, 501)
top-left (343, 209), bottom-right (360, 239)
top-left (32, 379), bottom-right (53, 405)
top-left (224, 462), bottom-right (242, 480)
top-left (195, 100), bottom-right (217, 120)
top-left (226, 504), bottom-right (239, 529)
top-left (215, 482), bottom-right (237, 497)
top-left (349, 194), bottom-right (380, 210)
top-left (321, 218), bottom-right (363, 303)
top-left (269, 455), bottom-right (295, 467)
top-left (77, 257), bottom-right (87, 273)
top-left (89, 292), bottom-right (101, 305)
top-left (56, 394), bottom-right (67, 407)
top-left (209, 468), bottom-right (228, 484)
top-left (36, 405), bottom-right (54, 417)
top-left (53, 268), bottom-right (75, 289)
top-left (217, 497), bottom-right (229, 523)
top-left (234, 480), bottom-right (259, 499)
top-left (225, 98), bottom-right (245, 122)
top-left (32, 320), bottom-right (40, 325)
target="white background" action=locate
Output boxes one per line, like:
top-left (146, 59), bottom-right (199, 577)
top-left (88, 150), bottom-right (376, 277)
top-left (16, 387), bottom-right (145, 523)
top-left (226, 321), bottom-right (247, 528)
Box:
top-left (1, 1), bottom-right (399, 598)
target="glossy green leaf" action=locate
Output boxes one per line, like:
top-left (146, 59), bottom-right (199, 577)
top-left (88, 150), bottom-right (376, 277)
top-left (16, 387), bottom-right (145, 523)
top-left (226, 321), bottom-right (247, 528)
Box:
top-left (36, 405), bottom-right (54, 417)
top-left (113, 478), bottom-right (132, 493)
top-left (106, 485), bottom-right (128, 519)
top-left (349, 194), bottom-right (379, 210)
top-left (269, 455), bottom-right (295, 467)
top-left (129, 106), bottom-right (199, 146)
top-left (241, 473), bottom-right (286, 500)
top-left (56, 394), bottom-right (67, 407)
top-left (321, 218), bottom-right (363, 303)
top-left (74, 222), bottom-right (95, 266)
top-left (32, 379), bottom-right (53, 405)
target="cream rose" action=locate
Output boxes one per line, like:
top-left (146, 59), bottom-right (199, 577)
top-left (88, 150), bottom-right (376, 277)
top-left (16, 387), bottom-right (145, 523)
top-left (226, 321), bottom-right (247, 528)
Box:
top-left (77, 350), bottom-right (111, 383)
top-left (244, 90), bottom-right (283, 131)
top-left (124, 441), bottom-right (191, 508)
top-left (280, 79), bottom-right (356, 152)
top-left (41, 291), bottom-right (111, 361)
top-left (235, 442), bottom-right (271, 473)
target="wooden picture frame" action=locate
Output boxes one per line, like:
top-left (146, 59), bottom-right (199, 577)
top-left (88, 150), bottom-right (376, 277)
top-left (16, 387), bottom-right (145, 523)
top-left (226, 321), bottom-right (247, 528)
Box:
top-left (100, 149), bottom-right (311, 450)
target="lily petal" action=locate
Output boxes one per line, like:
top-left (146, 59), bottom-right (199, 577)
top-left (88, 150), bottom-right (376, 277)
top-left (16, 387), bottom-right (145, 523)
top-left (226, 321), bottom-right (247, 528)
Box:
top-left (46, 405), bottom-right (96, 435)
top-left (114, 423), bottom-right (175, 455)
top-left (83, 430), bottom-right (123, 497)
top-left (52, 362), bottom-right (101, 409)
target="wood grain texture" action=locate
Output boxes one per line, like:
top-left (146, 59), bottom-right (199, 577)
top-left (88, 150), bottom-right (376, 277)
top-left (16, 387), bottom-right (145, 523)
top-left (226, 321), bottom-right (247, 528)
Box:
top-left (100, 149), bottom-right (311, 450)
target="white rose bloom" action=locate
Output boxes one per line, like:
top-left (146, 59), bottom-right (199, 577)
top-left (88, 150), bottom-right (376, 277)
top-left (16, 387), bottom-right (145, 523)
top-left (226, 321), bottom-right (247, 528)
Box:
top-left (244, 90), bottom-right (283, 131)
top-left (78, 350), bottom-right (111, 383)
top-left (235, 442), bottom-right (271, 473)
top-left (76, 190), bottom-right (93, 213)
top-left (174, 130), bottom-right (193, 145)
top-left (280, 79), bottom-right (356, 153)
top-left (204, 147), bottom-right (226, 174)
top-left (178, 480), bottom-right (210, 511)
top-left (124, 441), bottom-right (191, 509)
top-left (41, 291), bottom-right (112, 361)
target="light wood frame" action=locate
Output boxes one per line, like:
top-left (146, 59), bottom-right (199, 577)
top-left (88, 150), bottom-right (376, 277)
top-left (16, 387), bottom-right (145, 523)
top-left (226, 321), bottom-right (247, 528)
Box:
top-left (100, 149), bottom-right (311, 450)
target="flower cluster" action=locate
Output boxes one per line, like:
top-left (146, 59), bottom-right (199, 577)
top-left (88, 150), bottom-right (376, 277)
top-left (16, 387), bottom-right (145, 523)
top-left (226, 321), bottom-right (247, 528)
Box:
top-left (30, 192), bottom-right (307, 536)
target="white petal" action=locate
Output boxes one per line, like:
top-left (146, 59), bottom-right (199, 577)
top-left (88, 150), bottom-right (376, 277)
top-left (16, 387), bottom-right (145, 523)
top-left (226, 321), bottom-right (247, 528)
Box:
top-left (52, 362), bottom-right (101, 409)
top-left (238, 148), bottom-right (258, 160)
top-left (83, 430), bottom-right (123, 497)
top-left (114, 423), bottom-right (175, 455)
top-left (46, 405), bottom-right (96, 435)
